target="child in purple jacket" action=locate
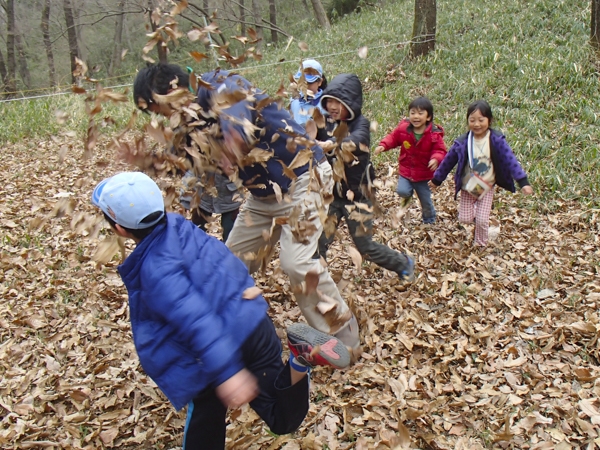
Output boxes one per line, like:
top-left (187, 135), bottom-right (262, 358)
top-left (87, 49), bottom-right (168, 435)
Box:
top-left (431, 100), bottom-right (533, 246)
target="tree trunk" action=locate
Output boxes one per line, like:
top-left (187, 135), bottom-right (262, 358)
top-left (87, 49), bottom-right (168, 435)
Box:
top-left (148, 0), bottom-right (168, 63)
top-left (108, 0), bottom-right (126, 76)
top-left (410, 0), bottom-right (436, 58)
top-left (5, 0), bottom-right (17, 94)
top-left (268, 0), bottom-right (277, 43)
top-left (0, 47), bottom-right (8, 92)
top-left (592, 0), bottom-right (600, 50)
top-left (251, 0), bottom-right (263, 47)
top-left (73, 1), bottom-right (86, 60)
top-left (63, 0), bottom-right (81, 83)
top-left (14, 32), bottom-right (31, 89)
top-left (239, 0), bottom-right (246, 36)
top-left (41, 0), bottom-right (57, 87)
top-left (309, 0), bottom-right (331, 30)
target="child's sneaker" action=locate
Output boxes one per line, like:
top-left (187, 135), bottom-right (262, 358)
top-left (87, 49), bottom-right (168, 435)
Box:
top-left (399, 255), bottom-right (415, 282)
top-left (287, 323), bottom-right (351, 369)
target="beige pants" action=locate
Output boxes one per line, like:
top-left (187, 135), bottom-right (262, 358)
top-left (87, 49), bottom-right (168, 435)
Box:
top-left (226, 168), bottom-right (359, 347)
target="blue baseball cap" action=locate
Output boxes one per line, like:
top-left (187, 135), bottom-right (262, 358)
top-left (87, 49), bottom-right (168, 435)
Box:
top-left (92, 172), bottom-right (165, 229)
top-left (294, 59), bottom-right (323, 84)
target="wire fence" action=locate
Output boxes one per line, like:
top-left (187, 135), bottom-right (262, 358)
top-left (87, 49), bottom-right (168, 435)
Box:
top-left (0, 36), bottom-right (433, 104)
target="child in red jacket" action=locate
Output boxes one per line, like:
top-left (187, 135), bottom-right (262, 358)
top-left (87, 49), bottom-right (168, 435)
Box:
top-left (374, 97), bottom-right (447, 224)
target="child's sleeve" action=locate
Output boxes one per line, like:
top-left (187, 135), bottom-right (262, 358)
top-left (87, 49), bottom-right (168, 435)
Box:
top-left (430, 131), bottom-right (448, 164)
top-left (342, 116), bottom-right (372, 169)
top-left (378, 121), bottom-right (404, 151)
top-left (431, 140), bottom-right (459, 186)
top-left (345, 116), bottom-right (370, 150)
top-left (499, 136), bottom-right (530, 188)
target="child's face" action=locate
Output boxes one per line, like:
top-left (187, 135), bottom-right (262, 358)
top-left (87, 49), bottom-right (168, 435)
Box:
top-left (325, 98), bottom-right (350, 121)
top-left (408, 108), bottom-right (431, 132)
top-left (468, 109), bottom-right (491, 139)
top-left (307, 78), bottom-right (323, 95)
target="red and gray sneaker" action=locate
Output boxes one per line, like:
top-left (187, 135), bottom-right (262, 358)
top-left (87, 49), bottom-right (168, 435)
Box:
top-left (287, 323), bottom-right (351, 369)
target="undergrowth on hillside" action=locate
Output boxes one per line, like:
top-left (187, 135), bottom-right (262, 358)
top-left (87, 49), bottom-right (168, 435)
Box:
top-left (1, 0), bottom-right (598, 207)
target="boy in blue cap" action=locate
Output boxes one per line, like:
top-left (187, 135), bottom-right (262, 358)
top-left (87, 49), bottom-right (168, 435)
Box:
top-left (91, 171), bottom-right (351, 450)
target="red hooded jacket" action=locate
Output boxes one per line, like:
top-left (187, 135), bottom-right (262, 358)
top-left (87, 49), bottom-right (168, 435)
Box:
top-left (378, 119), bottom-right (447, 182)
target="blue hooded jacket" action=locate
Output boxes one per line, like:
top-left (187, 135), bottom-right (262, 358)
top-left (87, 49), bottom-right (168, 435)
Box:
top-left (118, 213), bottom-right (268, 410)
top-left (196, 70), bottom-right (326, 197)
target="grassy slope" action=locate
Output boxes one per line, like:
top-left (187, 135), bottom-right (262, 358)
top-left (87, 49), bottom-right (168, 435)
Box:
top-left (1, 0), bottom-right (598, 206)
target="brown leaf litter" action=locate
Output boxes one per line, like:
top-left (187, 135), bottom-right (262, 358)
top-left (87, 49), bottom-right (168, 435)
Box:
top-left (1, 133), bottom-right (599, 449)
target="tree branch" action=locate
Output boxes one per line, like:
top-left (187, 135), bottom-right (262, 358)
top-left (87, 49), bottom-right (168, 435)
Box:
top-left (50, 7), bottom-right (147, 45)
top-left (186, 1), bottom-right (290, 39)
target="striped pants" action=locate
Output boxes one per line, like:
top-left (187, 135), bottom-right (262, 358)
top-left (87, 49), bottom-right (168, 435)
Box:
top-left (459, 188), bottom-right (494, 246)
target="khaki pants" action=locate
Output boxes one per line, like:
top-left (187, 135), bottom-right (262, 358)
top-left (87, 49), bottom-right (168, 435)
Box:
top-left (226, 169), bottom-right (358, 347)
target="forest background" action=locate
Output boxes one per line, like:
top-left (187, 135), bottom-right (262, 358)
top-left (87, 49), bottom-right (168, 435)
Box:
top-left (1, 0), bottom-right (600, 449)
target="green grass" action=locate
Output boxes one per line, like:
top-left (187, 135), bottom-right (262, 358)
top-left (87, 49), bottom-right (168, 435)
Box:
top-left (1, 0), bottom-right (598, 206)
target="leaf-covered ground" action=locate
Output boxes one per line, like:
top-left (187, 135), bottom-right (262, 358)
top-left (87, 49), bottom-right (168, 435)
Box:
top-left (1, 136), bottom-right (599, 449)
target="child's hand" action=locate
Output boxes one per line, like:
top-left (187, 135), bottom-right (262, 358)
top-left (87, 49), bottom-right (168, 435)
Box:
top-left (216, 368), bottom-right (259, 409)
top-left (428, 159), bottom-right (439, 171)
top-left (373, 146), bottom-right (385, 155)
top-left (521, 185), bottom-right (534, 195)
top-left (428, 181), bottom-right (438, 190)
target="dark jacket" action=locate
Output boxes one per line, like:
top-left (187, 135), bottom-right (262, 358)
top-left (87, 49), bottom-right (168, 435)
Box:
top-left (379, 119), bottom-right (447, 182)
top-left (197, 172), bottom-right (242, 214)
top-left (432, 129), bottom-right (530, 198)
top-left (118, 213), bottom-right (268, 410)
top-left (319, 74), bottom-right (374, 201)
top-left (197, 70), bottom-right (325, 198)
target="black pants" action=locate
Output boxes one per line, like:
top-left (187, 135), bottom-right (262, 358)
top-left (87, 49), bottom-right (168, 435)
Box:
top-left (192, 208), bottom-right (239, 242)
top-left (318, 197), bottom-right (410, 275)
top-left (182, 317), bottom-right (309, 450)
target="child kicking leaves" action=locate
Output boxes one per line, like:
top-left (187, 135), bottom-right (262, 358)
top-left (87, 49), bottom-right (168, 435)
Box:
top-left (91, 171), bottom-right (351, 450)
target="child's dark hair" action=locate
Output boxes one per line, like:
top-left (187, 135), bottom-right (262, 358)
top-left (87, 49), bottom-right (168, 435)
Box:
top-left (466, 100), bottom-right (493, 124)
top-left (133, 63), bottom-right (189, 112)
top-left (103, 211), bottom-right (167, 241)
top-left (408, 97), bottom-right (434, 122)
top-left (319, 75), bottom-right (328, 92)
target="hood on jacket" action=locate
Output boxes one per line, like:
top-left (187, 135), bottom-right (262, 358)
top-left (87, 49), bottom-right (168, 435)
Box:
top-left (319, 73), bottom-right (362, 121)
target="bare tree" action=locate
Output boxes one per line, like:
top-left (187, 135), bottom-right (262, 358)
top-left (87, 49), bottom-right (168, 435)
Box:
top-left (63, 0), bottom-right (81, 83)
top-left (592, 0), bottom-right (600, 50)
top-left (268, 0), bottom-right (277, 43)
top-left (148, 0), bottom-right (168, 63)
top-left (0, 48), bottom-right (7, 87)
top-left (410, 0), bottom-right (436, 58)
top-left (309, 0), bottom-right (331, 31)
top-left (14, 32), bottom-right (31, 88)
top-left (239, 0), bottom-right (246, 36)
top-left (108, 0), bottom-right (126, 76)
top-left (41, 0), bottom-right (57, 87)
top-left (251, 0), bottom-right (263, 47)
top-left (5, 0), bottom-right (17, 93)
